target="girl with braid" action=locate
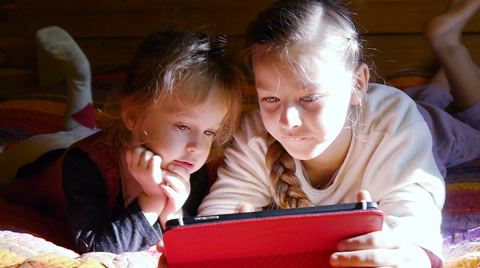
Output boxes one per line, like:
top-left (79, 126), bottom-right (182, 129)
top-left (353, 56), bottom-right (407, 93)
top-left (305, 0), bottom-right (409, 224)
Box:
top-left (197, 0), bottom-right (480, 266)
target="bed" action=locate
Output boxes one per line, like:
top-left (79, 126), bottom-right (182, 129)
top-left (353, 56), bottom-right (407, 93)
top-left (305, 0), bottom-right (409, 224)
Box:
top-left (0, 69), bottom-right (479, 268)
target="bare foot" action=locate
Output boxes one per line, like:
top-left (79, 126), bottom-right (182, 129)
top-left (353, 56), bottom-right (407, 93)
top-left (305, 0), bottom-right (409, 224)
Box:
top-left (424, 0), bottom-right (480, 111)
top-left (424, 0), bottom-right (480, 51)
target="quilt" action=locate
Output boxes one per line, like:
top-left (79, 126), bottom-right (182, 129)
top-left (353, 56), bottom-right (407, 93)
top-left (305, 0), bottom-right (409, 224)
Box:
top-left (0, 70), bottom-right (479, 267)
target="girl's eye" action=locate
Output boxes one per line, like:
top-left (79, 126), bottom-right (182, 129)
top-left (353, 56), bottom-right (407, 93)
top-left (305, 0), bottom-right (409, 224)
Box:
top-left (263, 96), bottom-right (279, 103)
top-left (176, 124), bottom-right (190, 131)
top-left (204, 130), bottom-right (216, 137)
top-left (301, 95), bottom-right (320, 102)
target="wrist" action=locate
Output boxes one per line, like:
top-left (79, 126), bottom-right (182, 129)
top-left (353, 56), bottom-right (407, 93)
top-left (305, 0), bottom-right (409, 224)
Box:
top-left (138, 192), bottom-right (166, 225)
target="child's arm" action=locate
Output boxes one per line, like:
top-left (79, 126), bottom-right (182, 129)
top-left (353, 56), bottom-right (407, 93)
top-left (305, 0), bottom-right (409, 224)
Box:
top-left (63, 148), bottom-right (162, 254)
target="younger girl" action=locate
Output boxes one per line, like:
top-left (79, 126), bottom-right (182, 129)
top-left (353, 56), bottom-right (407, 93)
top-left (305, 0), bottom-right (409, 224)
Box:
top-left (1, 27), bottom-right (244, 254)
top-left (199, 0), bottom-right (479, 267)
top-left (64, 28), bottom-right (244, 254)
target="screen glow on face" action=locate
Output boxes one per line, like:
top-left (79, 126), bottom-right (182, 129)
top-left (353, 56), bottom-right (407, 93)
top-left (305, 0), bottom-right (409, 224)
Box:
top-left (253, 53), bottom-right (353, 160)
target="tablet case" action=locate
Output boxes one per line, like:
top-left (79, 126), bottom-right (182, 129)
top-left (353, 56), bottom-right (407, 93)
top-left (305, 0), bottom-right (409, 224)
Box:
top-left (163, 202), bottom-right (384, 268)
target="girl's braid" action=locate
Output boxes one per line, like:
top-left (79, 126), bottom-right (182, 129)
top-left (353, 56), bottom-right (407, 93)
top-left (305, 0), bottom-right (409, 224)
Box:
top-left (265, 135), bottom-right (313, 209)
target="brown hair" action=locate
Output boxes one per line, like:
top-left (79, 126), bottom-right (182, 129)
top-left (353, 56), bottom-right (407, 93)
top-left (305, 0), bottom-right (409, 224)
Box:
top-left (246, 0), bottom-right (365, 209)
top-left (99, 29), bottom-right (244, 161)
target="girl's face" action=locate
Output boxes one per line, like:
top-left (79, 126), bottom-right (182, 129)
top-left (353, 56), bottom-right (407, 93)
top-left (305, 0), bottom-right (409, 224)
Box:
top-left (253, 53), bottom-right (357, 160)
top-left (125, 90), bottom-right (227, 174)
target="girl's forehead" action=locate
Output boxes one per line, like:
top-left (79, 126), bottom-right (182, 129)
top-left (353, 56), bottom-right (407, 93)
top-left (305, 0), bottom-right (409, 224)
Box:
top-left (153, 89), bottom-right (227, 116)
top-left (254, 52), bottom-right (351, 89)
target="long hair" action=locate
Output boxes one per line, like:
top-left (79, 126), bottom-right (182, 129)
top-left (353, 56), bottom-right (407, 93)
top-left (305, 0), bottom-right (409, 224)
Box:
top-left (99, 29), bottom-right (244, 160)
top-left (246, 0), bottom-right (365, 209)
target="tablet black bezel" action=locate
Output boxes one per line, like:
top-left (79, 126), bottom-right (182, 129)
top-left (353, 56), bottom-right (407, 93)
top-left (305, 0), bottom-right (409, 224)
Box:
top-left (165, 201), bottom-right (379, 230)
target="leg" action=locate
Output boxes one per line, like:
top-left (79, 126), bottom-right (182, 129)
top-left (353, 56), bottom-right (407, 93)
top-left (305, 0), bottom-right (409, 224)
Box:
top-left (36, 26), bottom-right (96, 131)
top-left (0, 131), bottom-right (94, 186)
top-left (0, 27), bottom-right (97, 186)
top-left (429, 69), bottom-right (450, 93)
top-left (416, 102), bottom-right (480, 176)
top-left (424, 0), bottom-right (480, 111)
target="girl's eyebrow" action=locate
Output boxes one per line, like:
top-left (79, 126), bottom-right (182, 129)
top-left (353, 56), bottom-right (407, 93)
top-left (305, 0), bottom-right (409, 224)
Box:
top-left (256, 83), bottom-right (278, 93)
top-left (254, 81), bottom-right (267, 90)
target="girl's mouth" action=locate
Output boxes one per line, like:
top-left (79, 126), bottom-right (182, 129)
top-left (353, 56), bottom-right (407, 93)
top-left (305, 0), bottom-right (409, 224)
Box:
top-left (285, 136), bottom-right (307, 141)
top-left (172, 160), bottom-right (195, 171)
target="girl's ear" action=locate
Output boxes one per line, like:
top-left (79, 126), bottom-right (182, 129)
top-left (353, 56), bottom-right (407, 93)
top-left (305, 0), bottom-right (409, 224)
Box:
top-left (121, 96), bottom-right (138, 131)
top-left (350, 63), bottom-right (370, 105)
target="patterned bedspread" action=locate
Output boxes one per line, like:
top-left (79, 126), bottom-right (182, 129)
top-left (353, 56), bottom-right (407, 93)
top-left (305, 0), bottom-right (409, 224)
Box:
top-left (441, 159), bottom-right (480, 267)
top-left (0, 230), bottom-right (160, 268)
top-left (0, 70), bottom-right (479, 267)
top-left (1, 157), bottom-right (479, 268)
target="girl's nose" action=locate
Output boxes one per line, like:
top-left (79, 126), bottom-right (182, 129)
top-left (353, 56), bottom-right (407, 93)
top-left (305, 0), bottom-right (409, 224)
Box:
top-left (280, 106), bottom-right (302, 129)
top-left (186, 134), bottom-right (203, 153)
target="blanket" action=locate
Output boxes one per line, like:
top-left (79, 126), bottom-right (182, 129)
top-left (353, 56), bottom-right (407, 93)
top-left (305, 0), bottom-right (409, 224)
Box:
top-left (0, 70), bottom-right (479, 267)
top-left (0, 230), bottom-right (159, 268)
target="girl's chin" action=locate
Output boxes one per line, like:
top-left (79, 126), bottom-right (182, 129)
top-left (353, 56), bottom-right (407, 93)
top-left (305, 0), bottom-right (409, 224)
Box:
top-left (281, 143), bottom-right (328, 160)
top-left (284, 149), bottom-right (321, 161)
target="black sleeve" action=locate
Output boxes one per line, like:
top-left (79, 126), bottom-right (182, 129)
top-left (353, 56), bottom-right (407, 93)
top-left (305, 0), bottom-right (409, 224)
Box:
top-left (62, 147), bottom-right (162, 254)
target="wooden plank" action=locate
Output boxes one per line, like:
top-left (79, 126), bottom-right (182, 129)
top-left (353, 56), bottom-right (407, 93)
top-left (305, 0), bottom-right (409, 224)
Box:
top-left (11, 0), bottom-right (276, 37)
top-left (0, 24), bottom-right (28, 37)
top-left (15, 0), bottom-right (275, 9)
top-left (364, 33), bottom-right (480, 79)
top-left (77, 35), bottom-right (247, 69)
top-left (10, 0), bottom-right (480, 38)
top-left (12, 8), bottom-right (265, 38)
top-left (0, 68), bottom-right (37, 91)
top-left (0, 37), bottom-right (36, 68)
top-left (3, 32), bottom-right (479, 80)
top-left (0, 34), bottom-right (249, 70)
top-left (3, 0), bottom-right (480, 90)
top-left (345, 0), bottom-right (479, 34)
top-left (76, 38), bottom-right (143, 68)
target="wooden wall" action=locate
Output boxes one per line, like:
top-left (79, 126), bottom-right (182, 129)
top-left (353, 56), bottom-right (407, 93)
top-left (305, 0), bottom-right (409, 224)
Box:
top-left (1, 0), bottom-right (479, 93)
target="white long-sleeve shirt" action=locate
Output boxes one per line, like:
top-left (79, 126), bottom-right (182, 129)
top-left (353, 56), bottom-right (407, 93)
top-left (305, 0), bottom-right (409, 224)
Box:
top-left (199, 83), bottom-right (445, 260)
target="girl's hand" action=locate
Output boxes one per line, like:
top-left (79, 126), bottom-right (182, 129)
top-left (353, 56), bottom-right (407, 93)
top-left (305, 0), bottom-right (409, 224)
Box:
top-left (156, 241), bottom-right (169, 268)
top-left (159, 164), bottom-right (191, 227)
top-left (126, 147), bottom-right (164, 197)
top-left (329, 190), bottom-right (431, 267)
top-left (330, 231), bottom-right (431, 267)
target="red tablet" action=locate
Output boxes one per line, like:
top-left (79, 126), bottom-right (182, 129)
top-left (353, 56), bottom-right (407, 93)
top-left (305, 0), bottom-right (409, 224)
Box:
top-left (163, 202), bottom-right (384, 268)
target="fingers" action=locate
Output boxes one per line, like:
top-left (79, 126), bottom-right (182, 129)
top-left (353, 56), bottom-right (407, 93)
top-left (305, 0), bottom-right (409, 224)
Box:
top-left (330, 244), bottom-right (431, 267)
top-left (337, 231), bottom-right (401, 252)
top-left (156, 240), bottom-right (165, 253)
top-left (126, 147), bottom-right (163, 175)
top-left (127, 147), bottom-right (152, 167)
top-left (162, 164), bottom-right (190, 192)
top-left (160, 164), bottom-right (191, 213)
top-left (156, 228), bottom-right (169, 267)
top-left (126, 147), bottom-right (164, 196)
top-left (356, 190), bottom-right (372, 202)
top-left (164, 164), bottom-right (189, 183)
top-left (150, 154), bottom-right (163, 184)
top-left (158, 253), bottom-right (169, 268)
top-left (332, 230), bottom-right (407, 267)
top-left (236, 203), bottom-right (254, 213)
top-left (330, 248), bottom-right (400, 267)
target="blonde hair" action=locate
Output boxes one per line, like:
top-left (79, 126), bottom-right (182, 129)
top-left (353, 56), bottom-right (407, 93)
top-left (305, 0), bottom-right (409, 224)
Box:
top-left (246, 0), bottom-right (365, 209)
top-left (100, 29), bottom-right (244, 161)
